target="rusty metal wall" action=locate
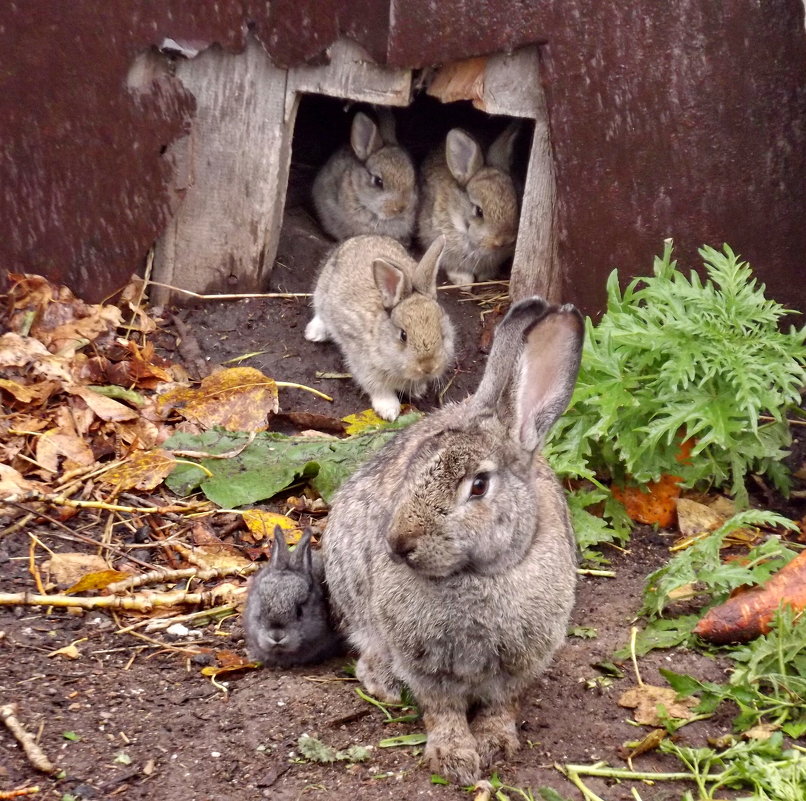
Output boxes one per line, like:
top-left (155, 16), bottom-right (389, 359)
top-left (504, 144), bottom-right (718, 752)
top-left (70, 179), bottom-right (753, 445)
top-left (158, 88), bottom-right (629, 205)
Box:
top-left (2, 0), bottom-right (805, 313)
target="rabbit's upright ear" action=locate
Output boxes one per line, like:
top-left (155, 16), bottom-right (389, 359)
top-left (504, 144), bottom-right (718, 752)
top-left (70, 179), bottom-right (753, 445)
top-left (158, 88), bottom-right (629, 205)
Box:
top-left (486, 121), bottom-right (520, 173)
top-left (471, 298), bottom-right (583, 452)
top-left (445, 129), bottom-right (483, 186)
top-left (411, 236), bottom-right (444, 297)
top-left (292, 528), bottom-right (314, 573)
top-left (270, 525), bottom-right (290, 569)
top-left (373, 259), bottom-right (412, 308)
top-left (375, 107), bottom-right (398, 144)
top-left (351, 112), bottom-right (383, 161)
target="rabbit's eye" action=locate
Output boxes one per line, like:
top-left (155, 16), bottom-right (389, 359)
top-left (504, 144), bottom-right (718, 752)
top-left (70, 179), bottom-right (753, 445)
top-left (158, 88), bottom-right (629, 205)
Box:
top-left (399, 328), bottom-right (408, 343)
top-left (295, 604), bottom-right (303, 619)
top-left (371, 173), bottom-right (384, 189)
top-left (469, 472), bottom-right (489, 498)
top-left (472, 204), bottom-right (484, 219)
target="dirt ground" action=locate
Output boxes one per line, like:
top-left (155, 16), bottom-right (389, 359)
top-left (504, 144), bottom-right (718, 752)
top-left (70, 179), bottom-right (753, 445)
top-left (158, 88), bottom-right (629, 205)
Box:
top-left (2, 205), bottom-right (803, 801)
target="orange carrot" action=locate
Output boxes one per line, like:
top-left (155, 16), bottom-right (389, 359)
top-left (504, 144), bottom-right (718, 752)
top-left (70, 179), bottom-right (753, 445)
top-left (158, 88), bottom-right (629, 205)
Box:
top-left (612, 474), bottom-right (682, 528)
top-left (693, 549), bottom-right (806, 643)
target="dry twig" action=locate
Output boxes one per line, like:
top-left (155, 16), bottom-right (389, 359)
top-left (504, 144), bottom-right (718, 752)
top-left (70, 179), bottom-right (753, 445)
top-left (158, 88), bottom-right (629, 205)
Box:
top-left (107, 564), bottom-right (258, 594)
top-left (0, 704), bottom-right (57, 775)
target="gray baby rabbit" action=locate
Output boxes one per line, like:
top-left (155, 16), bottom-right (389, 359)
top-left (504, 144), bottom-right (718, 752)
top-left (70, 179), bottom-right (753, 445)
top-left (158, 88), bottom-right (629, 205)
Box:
top-left (323, 297), bottom-right (583, 785)
top-left (243, 526), bottom-right (343, 667)
top-left (417, 124), bottom-right (520, 285)
top-left (304, 234), bottom-right (455, 422)
top-left (312, 110), bottom-right (418, 245)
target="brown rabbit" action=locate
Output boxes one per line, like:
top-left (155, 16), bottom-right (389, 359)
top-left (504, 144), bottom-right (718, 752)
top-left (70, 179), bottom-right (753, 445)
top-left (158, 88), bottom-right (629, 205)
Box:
top-left (305, 235), bottom-right (454, 421)
top-left (312, 110), bottom-right (418, 245)
top-left (323, 298), bottom-right (583, 784)
top-left (417, 124), bottom-right (520, 285)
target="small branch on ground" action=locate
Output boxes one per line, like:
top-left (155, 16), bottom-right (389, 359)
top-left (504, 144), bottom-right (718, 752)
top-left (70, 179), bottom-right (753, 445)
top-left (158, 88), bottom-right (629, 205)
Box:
top-left (107, 564), bottom-right (257, 594)
top-left (0, 703), bottom-right (57, 775)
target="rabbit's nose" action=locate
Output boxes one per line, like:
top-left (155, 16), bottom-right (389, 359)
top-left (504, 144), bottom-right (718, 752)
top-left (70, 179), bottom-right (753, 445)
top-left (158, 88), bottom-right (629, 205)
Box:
top-left (385, 200), bottom-right (406, 215)
top-left (387, 532), bottom-right (417, 563)
top-left (490, 233), bottom-right (516, 249)
top-left (418, 357), bottom-right (437, 375)
top-left (267, 627), bottom-right (287, 645)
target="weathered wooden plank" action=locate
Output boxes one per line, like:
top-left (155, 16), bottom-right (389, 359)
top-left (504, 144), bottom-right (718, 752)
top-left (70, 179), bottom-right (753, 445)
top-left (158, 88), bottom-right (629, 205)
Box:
top-left (153, 38), bottom-right (294, 303)
top-left (287, 38), bottom-right (412, 120)
top-left (510, 78), bottom-right (560, 304)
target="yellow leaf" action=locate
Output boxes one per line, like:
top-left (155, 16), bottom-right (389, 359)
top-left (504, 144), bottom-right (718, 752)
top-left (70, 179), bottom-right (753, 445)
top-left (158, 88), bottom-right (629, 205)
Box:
top-left (100, 450), bottom-right (175, 491)
top-left (49, 643), bottom-right (81, 660)
top-left (341, 408), bottom-right (386, 435)
top-left (157, 367), bottom-right (279, 432)
top-left (64, 569), bottom-right (132, 595)
top-left (242, 510), bottom-right (301, 542)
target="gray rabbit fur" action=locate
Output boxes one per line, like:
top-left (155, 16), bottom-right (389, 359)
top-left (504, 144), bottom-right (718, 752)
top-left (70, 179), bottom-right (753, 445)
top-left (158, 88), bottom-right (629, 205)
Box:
top-left (305, 234), bottom-right (455, 422)
top-left (323, 298), bottom-right (583, 784)
top-left (417, 124), bottom-right (520, 286)
top-left (313, 110), bottom-right (418, 245)
top-left (244, 526), bottom-right (343, 667)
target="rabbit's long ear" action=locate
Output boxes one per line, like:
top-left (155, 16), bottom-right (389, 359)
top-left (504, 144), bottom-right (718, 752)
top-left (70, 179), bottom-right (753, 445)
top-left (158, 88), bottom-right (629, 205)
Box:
top-left (291, 528), bottom-right (314, 573)
top-left (411, 236), bottom-right (444, 298)
top-left (471, 298), bottom-right (583, 452)
top-left (373, 259), bottom-right (412, 308)
top-left (375, 107), bottom-right (398, 144)
top-left (351, 112), bottom-right (383, 161)
top-left (446, 129), bottom-right (483, 186)
top-left (487, 121), bottom-right (520, 173)
top-left (512, 304), bottom-right (584, 452)
top-left (270, 525), bottom-right (290, 569)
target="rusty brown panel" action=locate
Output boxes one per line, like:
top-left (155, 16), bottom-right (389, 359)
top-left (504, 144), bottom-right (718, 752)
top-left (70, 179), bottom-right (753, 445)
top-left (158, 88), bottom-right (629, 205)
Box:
top-left (386, 0), bottom-right (548, 67)
top-left (537, 0), bottom-right (806, 316)
top-left (1, 0), bottom-right (245, 303)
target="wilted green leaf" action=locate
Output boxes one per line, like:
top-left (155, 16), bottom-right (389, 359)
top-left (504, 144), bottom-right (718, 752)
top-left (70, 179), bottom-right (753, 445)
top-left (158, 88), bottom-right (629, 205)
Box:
top-left (164, 412), bottom-right (421, 507)
top-left (378, 733), bottom-right (427, 748)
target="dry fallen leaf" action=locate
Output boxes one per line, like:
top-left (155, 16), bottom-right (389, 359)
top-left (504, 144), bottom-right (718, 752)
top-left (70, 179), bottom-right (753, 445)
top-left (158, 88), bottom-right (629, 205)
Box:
top-left (48, 643), bottom-right (82, 660)
top-left (618, 683), bottom-right (697, 726)
top-left (100, 450), bottom-right (176, 491)
top-left (676, 497), bottom-right (725, 538)
top-left (67, 385), bottom-right (139, 422)
top-left (156, 367), bottom-right (279, 432)
top-left (341, 408), bottom-right (388, 435)
top-left (64, 570), bottom-right (132, 595)
top-left (43, 553), bottom-right (110, 589)
top-left (242, 510), bottom-right (301, 543)
top-left (0, 463), bottom-right (39, 503)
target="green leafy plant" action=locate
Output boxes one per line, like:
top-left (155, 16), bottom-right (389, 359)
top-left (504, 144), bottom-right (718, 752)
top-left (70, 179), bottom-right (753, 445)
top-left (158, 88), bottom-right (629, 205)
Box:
top-left (545, 240), bottom-right (806, 551)
top-left (560, 732), bottom-right (806, 801)
top-left (662, 609), bottom-right (806, 738)
top-left (639, 510), bottom-right (799, 618)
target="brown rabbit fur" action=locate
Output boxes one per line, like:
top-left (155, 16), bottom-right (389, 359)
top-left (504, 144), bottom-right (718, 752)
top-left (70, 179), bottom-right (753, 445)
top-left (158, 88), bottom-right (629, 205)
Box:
top-left (417, 124), bottom-right (520, 285)
top-left (312, 110), bottom-right (417, 245)
top-left (323, 298), bottom-right (583, 785)
top-left (304, 235), bottom-right (454, 421)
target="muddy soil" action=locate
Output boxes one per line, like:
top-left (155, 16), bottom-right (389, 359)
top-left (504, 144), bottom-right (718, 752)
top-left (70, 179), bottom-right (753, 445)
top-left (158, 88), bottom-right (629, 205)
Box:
top-left (2, 206), bottom-right (803, 801)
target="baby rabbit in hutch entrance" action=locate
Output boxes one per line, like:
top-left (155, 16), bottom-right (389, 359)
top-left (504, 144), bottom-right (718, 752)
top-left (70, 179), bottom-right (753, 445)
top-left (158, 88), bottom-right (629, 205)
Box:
top-left (418, 123), bottom-right (520, 286)
top-left (312, 109), bottom-right (418, 245)
top-left (305, 235), bottom-right (455, 422)
top-left (323, 298), bottom-right (583, 785)
top-left (243, 526), bottom-right (342, 667)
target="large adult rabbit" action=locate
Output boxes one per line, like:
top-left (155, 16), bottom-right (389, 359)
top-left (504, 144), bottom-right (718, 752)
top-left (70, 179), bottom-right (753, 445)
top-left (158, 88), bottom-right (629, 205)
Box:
top-left (312, 110), bottom-right (418, 245)
top-left (323, 297), bottom-right (583, 785)
top-left (417, 124), bottom-right (520, 286)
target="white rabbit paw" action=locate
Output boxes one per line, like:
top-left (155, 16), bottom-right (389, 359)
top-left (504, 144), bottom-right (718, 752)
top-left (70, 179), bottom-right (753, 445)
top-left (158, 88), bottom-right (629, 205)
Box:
top-left (305, 316), bottom-right (330, 342)
top-left (371, 394), bottom-right (401, 421)
top-left (447, 270), bottom-right (475, 287)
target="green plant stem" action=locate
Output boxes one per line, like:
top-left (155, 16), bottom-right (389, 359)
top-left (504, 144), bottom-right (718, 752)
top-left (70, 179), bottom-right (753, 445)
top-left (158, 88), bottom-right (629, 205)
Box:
top-left (563, 764), bottom-right (693, 782)
top-left (576, 568), bottom-right (617, 577)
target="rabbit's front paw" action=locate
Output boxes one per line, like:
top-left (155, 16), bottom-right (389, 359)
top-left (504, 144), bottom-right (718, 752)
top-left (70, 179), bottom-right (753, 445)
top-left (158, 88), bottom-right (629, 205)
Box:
top-left (356, 652), bottom-right (401, 704)
top-left (305, 315), bottom-right (330, 342)
top-left (471, 709), bottom-right (520, 769)
top-left (446, 270), bottom-right (475, 287)
top-left (425, 736), bottom-right (481, 786)
top-left (371, 393), bottom-right (401, 421)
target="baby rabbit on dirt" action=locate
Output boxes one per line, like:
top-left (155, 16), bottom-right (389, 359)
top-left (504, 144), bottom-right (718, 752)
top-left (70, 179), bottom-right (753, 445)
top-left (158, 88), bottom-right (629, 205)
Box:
top-left (418, 124), bottom-right (520, 286)
top-left (323, 297), bottom-right (583, 785)
top-left (243, 526), bottom-right (343, 667)
top-left (313, 110), bottom-right (418, 245)
top-left (305, 235), bottom-right (455, 422)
